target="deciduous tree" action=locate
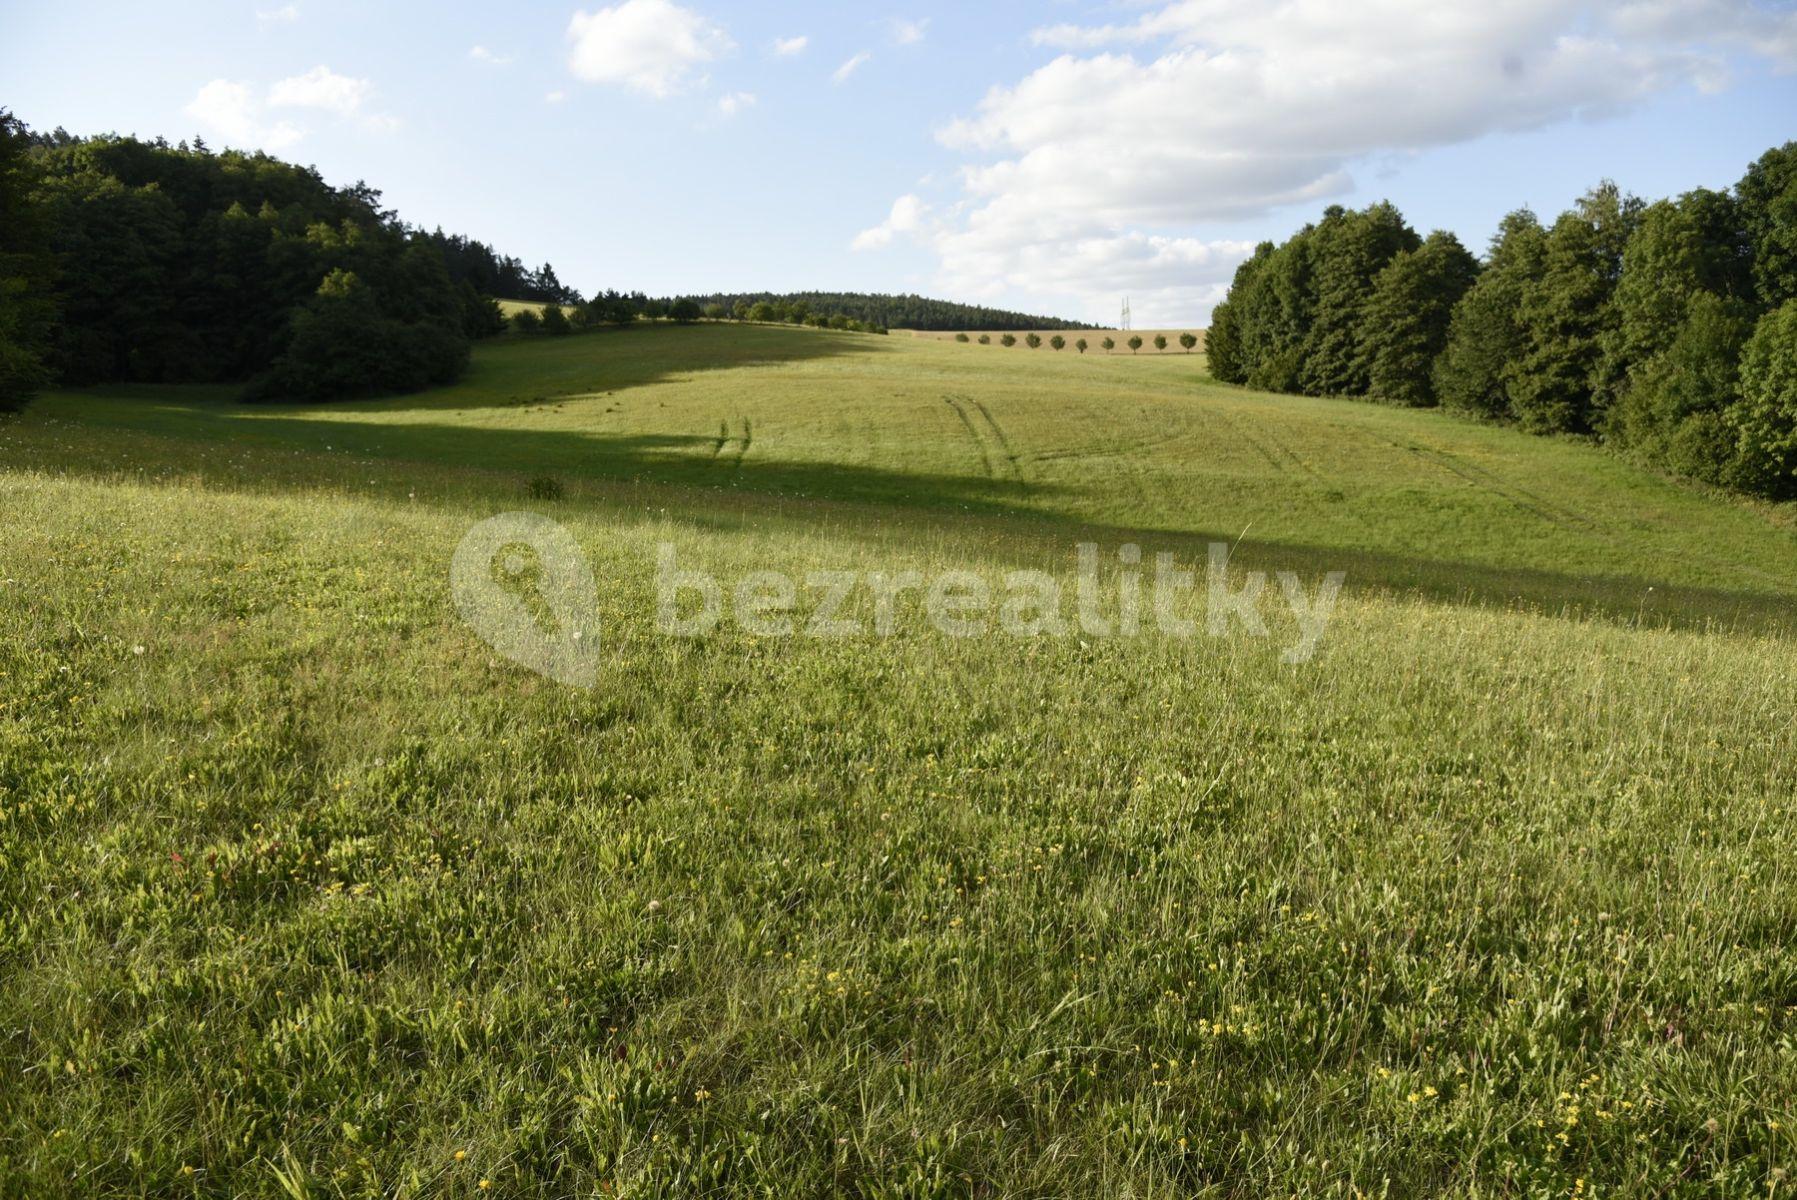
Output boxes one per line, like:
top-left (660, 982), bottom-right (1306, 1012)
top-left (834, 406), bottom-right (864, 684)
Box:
top-left (1730, 299), bottom-right (1797, 497)
top-left (1434, 210), bottom-right (1547, 420)
top-left (1360, 231), bottom-right (1480, 406)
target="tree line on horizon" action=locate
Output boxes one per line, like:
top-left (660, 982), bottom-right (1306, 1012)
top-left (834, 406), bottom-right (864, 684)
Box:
top-left (503, 293), bottom-right (890, 336)
top-left (682, 292), bottom-right (1094, 333)
top-left (1205, 142), bottom-right (1797, 500)
top-left (0, 116), bottom-right (1083, 408)
top-left (0, 117), bottom-right (589, 407)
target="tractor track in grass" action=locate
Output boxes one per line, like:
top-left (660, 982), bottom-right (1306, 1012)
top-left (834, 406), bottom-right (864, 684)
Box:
top-left (1391, 435), bottom-right (1791, 591)
top-left (1212, 405), bottom-right (1319, 480)
top-left (710, 417), bottom-right (752, 468)
top-left (1060, 399), bottom-right (1157, 514)
top-left (1387, 436), bottom-right (1596, 531)
top-left (944, 394), bottom-right (1025, 486)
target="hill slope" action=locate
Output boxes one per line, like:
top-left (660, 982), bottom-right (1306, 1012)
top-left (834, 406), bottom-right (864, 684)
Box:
top-left (2, 324), bottom-right (1793, 1195)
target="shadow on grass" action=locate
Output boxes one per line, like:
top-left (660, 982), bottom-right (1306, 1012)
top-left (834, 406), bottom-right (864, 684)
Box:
top-left (301, 323), bottom-right (894, 414)
top-left (13, 351), bottom-right (1797, 638)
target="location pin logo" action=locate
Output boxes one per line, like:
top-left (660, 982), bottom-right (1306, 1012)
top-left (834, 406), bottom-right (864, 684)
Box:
top-left (451, 512), bottom-right (600, 688)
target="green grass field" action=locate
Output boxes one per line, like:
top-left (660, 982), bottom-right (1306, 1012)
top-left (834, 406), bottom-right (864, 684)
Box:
top-left (3, 323), bottom-right (1794, 1196)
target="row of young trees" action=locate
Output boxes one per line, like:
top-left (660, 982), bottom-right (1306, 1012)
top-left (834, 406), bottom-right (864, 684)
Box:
top-left (1206, 143), bottom-right (1797, 500)
top-left (955, 331), bottom-right (1200, 353)
top-left (0, 116), bottom-right (587, 407)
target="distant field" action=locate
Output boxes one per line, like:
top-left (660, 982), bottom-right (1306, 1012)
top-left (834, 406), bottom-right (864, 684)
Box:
top-left (497, 298), bottom-right (551, 318)
top-left (905, 327), bottom-right (1206, 354)
top-left (4, 323), bottom-right (1794, 1195)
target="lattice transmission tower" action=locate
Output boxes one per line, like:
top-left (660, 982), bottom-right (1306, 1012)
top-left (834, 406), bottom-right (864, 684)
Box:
top-left (1120, 297), bottom-right (1132, 332)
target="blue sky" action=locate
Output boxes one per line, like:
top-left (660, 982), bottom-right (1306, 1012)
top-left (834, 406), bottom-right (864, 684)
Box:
top-left (5, 0), bottom-right (1795, 324)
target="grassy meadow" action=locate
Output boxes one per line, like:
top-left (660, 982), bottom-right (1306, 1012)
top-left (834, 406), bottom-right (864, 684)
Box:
top-left (3, 322), bottom-right (1795, 1197)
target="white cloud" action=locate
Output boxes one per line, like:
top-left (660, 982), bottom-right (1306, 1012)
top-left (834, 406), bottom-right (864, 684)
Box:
top-left (898, 0), bottom-right (1797, 323)
top-left (545, 89), bottom-right (569, 104)
top-left (185, 67), bottom-right (397, 150)
top-left (469, 45), bottom-right (515, 66)
top-left (889, 17), bottom-right (929, 46)
top-left (256, 4), bottom-right (300, 25)
top-left (269, 65), bottom-right (373, 116)
top-left (566, 0), bottom-right (732, 97)
top-left (267, 65), bottom-right (399, 133)
top-left (773, 35), bottom-right (809, 56)
top-left (717, 91), bottom-right (757, 116)
top-left (184, 79), bottom-right (303, 151)
top-left (1609, 0), bottom-right (1797, 68)
top-left (833, 51), bottom-right (872, 83)
top-left (852, 194), bottom-right (928, 250)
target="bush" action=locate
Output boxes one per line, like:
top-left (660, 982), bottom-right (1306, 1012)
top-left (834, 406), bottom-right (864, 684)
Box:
top-left (249, 270), bottom-right (469, 402)
top-left (955, 333), bottom-right (970, 343)
top-left (1731, 299), bottom-right (1797, 498)
top-left (1153, 334), bottom-right (1168, 351)
top-left (1050, 335), bottom-right (1066, 350)
top-left (1001, 334), bottom-right (1017, 347)
top-left (1606, 292), bottom-right (1753, 486)
top-left (670, 299), bottom-right (703, 324)
top-left (1076, 338), bottom-right (1088, 353)
top-left (525, 475), bottom-right (565, 501)
top-left (978, 334), bottom-right (991, 345)
top-left (1179, 333), bottom-right (1197, 353)
top-left (599, 295), bottom-right (640, 327)
top-left (0, 278), bottom-right (51, 412)
top-left (458, 283), bottom-right (507, 339)
top-left (511, 308), bottom-right (543, 335)
top-left (540, 304), bottom-right (571, 335)
top-left (1101, 337), bottom-right (1115, 352)
top-left (1128, 336), bottom-right (1144, 354)
top-left (0, 112), bottom-right (53, 412)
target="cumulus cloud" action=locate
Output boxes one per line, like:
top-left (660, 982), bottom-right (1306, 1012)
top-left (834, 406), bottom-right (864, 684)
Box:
top-left (888, 0), bottom-right (1797, 324)
top-left (717, 91), bottom-right (757, 116)
top-left (185, 79), bottom-right (303, 151)
top-left (256, 4), bottom-right (300, 25)
top-left (185, 67), bottom-right (397, 150)
top-left (469, 45), bottom-right (515, 65)
top-left (268, 65), bottom-right (374, 115)
top-left (1608, 0), bottom-right (1797, 67)
top-left (833, 51), bottom-right (872, 83)
top-left (773, 35), bottom-right (809, 56)
top-left (852, 194), bottom-right (928, 250)
top-left (566, 0), bottom-right (732, 97)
